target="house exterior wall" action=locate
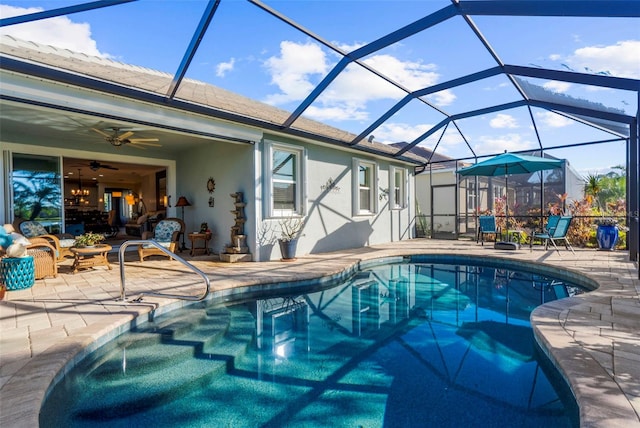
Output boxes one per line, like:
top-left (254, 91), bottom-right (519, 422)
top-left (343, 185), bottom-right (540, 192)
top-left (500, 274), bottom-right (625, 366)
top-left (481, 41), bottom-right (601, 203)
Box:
top-left (253, 134), bottom-right (415, 261)
top-left (174, 141), bottom-right (257, 257)
top-left (0, 70), bottom-right (418, 262)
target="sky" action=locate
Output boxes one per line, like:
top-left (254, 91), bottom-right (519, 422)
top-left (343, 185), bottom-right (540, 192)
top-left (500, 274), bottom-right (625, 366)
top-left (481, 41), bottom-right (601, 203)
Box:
top-left (1, 0), bottom-right (638, 176)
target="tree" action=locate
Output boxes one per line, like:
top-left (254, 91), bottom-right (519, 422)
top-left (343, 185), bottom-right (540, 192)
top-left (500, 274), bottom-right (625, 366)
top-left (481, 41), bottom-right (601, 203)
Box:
top-left (12, 170), bottom-right (61, 220)
top-left (583, 174), bottom-right (602, 211)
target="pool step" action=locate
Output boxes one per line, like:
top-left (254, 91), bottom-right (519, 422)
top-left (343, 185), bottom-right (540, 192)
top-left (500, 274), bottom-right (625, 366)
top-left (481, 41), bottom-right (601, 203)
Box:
top-left (70, 305), bottom-right (256, 421)
top-left (84, 307), bottom-right (231, 380)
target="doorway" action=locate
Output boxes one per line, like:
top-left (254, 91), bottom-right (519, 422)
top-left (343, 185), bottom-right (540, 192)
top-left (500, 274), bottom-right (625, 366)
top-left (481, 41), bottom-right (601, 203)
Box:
top-left (431, 184), bottom-right (458, 239)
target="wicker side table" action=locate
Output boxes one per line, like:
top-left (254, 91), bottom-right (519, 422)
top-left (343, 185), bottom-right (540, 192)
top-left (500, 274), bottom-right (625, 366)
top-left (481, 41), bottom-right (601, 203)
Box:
top-left (70, 244), bottom-right (112, 274)
top-left (0, 256), bottom-right (35, 290)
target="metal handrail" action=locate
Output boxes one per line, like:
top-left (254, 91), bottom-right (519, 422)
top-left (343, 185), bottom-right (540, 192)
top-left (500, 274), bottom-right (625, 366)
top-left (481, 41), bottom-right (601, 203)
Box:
top-left (117, 240), bottom-right (210, 302)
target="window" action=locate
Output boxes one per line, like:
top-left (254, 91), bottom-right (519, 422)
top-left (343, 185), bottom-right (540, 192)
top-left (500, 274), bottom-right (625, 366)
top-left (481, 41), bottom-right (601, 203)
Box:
top-left (267, 143), bottom-right (305, 217)
top-left (353, 159), bottom-right (377, 215)
top-left (390, 167), bottom-right (407, 209)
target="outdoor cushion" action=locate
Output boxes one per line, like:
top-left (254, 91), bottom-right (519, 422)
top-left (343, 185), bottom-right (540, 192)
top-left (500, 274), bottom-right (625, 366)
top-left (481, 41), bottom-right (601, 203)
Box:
top-left (141, 241), bottom-right (172, 249)
top-left (19, 221), bottom-right (48, 238)
top-left (153, 220), bottom-right (181, 242)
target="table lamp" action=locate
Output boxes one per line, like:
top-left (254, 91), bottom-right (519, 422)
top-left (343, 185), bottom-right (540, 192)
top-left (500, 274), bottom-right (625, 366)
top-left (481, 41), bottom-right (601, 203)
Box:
top-left (175, 196), bottom-right (191, 251)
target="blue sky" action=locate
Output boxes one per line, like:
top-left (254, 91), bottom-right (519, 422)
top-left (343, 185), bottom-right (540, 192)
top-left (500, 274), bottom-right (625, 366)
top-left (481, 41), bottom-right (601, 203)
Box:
top-left (1, 0), bottom-right (638, 175)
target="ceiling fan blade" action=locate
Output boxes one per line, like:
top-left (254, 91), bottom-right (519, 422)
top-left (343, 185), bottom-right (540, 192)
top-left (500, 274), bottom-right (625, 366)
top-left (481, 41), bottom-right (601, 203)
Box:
top-left (131, 141), bottom-right (162, 147)
top-left (102, 165), bottom-right (119, 170)
top-left (91, 127), bottom-right (111, 138)
top-left (129, 138), bottom-right (159, 142)
top-left (128, 144), bottom-right (146, 150)
top-left (118, 131), bottom-right (134, 140)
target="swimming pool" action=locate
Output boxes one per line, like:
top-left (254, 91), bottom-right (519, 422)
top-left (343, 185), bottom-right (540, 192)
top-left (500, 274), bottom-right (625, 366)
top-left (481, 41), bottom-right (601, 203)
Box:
top-left (40, 257), bottom-right (589, 427)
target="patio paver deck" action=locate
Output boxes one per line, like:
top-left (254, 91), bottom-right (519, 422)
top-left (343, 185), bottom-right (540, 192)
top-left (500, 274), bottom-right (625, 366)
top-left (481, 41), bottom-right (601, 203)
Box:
top-left (1, 239), bottom-right (639, 427)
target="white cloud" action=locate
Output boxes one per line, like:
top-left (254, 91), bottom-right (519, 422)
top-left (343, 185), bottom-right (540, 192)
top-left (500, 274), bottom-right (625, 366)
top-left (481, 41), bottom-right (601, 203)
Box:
top-left (305, 104), bottom-right (369, 122)
top-left (474, 133), bottom-right (536, 154)
top-left (263, 41), bottom-right (329, 105)
top-left (543, 80), bottom-right (572, 93)
top-left (426, 90), bottom-right (456, 106)
top-left (537, 111), bottom-right (574, 128)
top-left (374, 122), bottom-right (435, 144)
top-left (262, 41), bottom-right (446, 120)
top-left (0, 5), bottom-right (107, 57)
top-left (334, 41), bottom-right (366, 53)
top-left (566, 40), bottom-right (640, 79)
top-left (549, 54), bottom-right (562, 61)
top-left (215, 58), bottom-right (235, 77)
top-left (490, 114), bottom-right (518, 129)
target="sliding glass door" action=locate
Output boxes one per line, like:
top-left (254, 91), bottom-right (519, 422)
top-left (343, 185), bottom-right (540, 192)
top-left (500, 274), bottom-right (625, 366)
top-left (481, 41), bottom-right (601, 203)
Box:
top-left (11, 153), bottom-right (63, 233)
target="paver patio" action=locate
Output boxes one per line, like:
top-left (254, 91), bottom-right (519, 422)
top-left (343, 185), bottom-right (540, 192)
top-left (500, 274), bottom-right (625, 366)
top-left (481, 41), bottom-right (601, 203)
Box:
top-left (1, 239), bottom-right (638, 427)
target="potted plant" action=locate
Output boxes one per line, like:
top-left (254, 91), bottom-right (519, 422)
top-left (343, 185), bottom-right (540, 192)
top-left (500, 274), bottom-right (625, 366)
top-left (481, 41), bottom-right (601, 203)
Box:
top-left (595, 217), bottom-right (618, 250)
top-left (73, 232), bottom-right (105, 248)
top-left (278, 216), bottom-right (304, 260)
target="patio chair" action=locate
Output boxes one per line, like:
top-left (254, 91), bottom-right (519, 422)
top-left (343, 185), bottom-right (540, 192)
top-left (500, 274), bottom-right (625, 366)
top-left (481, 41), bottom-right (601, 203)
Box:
top-left (138, 217), bottom-right (184, 262)
top-left (530, 216), bottom-right (575, 255)
top-left (104, 210), bottom-right (119, 239)
top-left (543, 215), bottom-right (561, 236)
top-left (15, 219), bottom-right (75, 261)
top-left (477, 216), bottom-right (500, 246)
top-left (26, 237), bottom-right (58, 279)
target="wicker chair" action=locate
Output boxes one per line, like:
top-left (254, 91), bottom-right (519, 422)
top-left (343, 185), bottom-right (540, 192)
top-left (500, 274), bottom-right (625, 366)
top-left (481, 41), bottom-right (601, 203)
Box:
top-left (138, 217), bottom-right (184, 262)
top-left (15, 219), bottom-right (75, 261)
top-left (26, 237), bottom-right (58, 279)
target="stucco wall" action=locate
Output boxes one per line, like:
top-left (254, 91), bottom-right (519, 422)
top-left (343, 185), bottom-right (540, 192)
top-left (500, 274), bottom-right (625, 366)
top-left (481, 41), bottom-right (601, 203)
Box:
top-left (176, 142), bottom-right (256, 256)
top-left (252, 135), bottom-right (415, 261)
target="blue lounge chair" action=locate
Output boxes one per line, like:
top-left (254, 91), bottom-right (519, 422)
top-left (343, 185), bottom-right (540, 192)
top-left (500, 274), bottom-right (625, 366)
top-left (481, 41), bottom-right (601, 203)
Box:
top-left (477, 216), bottom-right (500, 246)
top-left (531, 216), bottom-right (575, 254)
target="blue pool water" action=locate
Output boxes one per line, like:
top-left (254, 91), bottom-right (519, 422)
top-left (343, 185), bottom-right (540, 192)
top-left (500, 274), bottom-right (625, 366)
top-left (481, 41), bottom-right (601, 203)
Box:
top-left (41, 258), bottom-right (587, 427)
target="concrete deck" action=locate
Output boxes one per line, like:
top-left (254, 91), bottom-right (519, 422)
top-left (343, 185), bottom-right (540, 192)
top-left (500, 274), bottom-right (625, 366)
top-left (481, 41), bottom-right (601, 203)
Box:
top-left (1, 240), bottom-right (639, 427)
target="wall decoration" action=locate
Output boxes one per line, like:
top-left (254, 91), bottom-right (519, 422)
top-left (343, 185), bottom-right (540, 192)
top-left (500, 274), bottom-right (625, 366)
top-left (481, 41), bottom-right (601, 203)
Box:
top-left (320, 177), bottom-right (341, 193)
top-left (208, 196), bottom-right (215, 207)
top-left (207, 177), bottom-right (216, 193)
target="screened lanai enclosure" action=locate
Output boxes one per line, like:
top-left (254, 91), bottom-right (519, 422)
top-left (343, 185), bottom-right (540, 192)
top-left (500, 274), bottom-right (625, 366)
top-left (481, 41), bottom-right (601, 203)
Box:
top-left (0, 1), bottom-right (638, 273)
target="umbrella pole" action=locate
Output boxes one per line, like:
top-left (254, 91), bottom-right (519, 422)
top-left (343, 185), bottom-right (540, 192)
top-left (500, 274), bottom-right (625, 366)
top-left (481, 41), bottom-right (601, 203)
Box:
top-left (505, 168), bottom-right (509, 242)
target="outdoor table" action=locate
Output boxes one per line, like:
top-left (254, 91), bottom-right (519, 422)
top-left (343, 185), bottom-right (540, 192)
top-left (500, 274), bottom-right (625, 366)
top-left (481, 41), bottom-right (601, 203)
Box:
top-left (70, 244), bottom-right (112, 274)
top-left (188, 233), bottom-right (211, 256)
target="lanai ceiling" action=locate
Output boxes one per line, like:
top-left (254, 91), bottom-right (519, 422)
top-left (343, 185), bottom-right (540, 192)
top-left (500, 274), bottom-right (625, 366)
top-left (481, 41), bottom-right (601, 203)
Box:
top-left (0, 0), bottom-right (638, 167)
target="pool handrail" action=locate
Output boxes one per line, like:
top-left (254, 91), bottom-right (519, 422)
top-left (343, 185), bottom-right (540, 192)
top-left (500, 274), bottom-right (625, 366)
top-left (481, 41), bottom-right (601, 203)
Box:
top-left (117, 239), bottom-right (210, 302)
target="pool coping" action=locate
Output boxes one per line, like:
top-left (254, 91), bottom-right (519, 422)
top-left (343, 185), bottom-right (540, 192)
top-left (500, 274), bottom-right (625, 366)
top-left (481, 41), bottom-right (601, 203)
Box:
top-left (0, 241), bottom-right (638, 427)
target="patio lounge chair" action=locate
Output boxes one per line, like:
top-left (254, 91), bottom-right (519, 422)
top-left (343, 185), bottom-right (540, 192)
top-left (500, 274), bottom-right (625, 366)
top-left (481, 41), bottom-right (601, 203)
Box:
top-left (138, 217), bottom-right (184, 262)
top-left (530, 216), bottom-right (575, 255)
top-left (477, 216), bottom-right (500, 246)
top-left (16, 220), bottom-right (75, 261)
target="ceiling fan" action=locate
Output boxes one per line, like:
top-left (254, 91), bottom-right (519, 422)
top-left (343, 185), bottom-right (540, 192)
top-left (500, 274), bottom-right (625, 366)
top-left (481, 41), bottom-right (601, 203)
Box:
top-left (92, 127), bottom-right (161, 149)
top-left (89, 160), bottom-right (118, 171)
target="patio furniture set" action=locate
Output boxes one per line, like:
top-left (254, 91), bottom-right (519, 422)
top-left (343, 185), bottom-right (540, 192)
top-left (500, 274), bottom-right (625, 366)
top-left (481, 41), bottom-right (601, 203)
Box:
top-left (1, 217), bottom-right (189, 291)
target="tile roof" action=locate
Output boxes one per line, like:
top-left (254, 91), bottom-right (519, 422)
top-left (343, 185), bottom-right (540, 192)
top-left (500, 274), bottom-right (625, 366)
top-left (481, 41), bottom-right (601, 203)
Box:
top-left (0, 35), bottom-right (427, 165)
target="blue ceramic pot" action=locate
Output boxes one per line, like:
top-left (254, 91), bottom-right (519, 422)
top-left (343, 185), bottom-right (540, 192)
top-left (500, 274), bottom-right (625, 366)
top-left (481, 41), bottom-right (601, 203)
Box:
top-left (596, 225), bottom-right (618, 250)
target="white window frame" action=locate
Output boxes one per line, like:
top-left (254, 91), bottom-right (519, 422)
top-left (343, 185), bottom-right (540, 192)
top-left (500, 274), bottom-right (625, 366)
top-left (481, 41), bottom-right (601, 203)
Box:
top-left (390, 166), bottom-right (407, 209)
top-left (352, 158), bottom-right (378, 215)
top-left (265, 141), bottom-right (306, 218)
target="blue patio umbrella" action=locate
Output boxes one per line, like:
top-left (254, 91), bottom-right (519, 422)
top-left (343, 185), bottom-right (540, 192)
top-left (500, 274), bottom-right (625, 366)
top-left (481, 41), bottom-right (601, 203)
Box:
top-left (458, 152), bottom-right (563, 245)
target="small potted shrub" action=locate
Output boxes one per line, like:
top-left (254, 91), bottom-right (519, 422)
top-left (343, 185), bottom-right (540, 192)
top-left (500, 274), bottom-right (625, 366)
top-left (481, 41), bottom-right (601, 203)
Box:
top-left (278, 217), bottom-right (304, 260)
top-left (73, 232), bottom-right (105, 248)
